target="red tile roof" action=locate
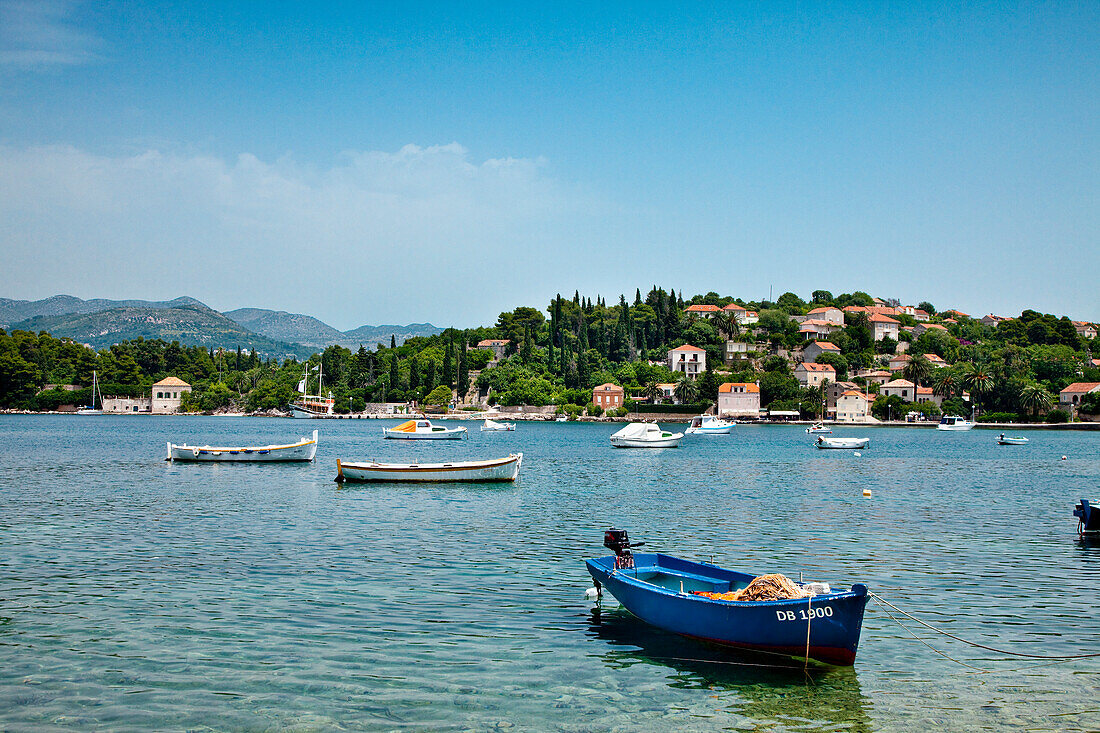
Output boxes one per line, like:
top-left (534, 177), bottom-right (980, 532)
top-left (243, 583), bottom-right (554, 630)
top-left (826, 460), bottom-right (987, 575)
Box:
top-left (809, 340), bottom-right (840, 351)
top-left (719, 382), bottom-right (760, 393)
top-left (1060, 382), bottom-right (1100, 394)
top-left (798, 362), bottom-right (836, 372)
top-left (671, 344), bottom-right (706, 352)
top-left (722, 303), bottom-right (747, 311)
top-left (869, 314), bottom-right (900, 324)
top-left (685, 304), bottom-right (721, 312)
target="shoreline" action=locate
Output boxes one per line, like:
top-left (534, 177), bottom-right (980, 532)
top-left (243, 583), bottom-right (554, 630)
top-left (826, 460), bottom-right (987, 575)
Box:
top-left (3, 409), bottom-right (1098, 430)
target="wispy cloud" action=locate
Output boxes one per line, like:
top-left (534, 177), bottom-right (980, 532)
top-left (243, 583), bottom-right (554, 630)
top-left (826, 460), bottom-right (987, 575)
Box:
top-left (0, 0), bottom-right (100, 69)
top-left (0, 143), bottom-right (606, 325)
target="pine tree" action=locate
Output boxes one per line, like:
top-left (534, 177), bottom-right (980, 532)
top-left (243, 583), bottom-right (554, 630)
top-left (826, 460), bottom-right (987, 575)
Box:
top-left (635, 288), bottom-right (642, 306)
top-left (389, 353), bottom-right (399, 390)
top-left (409, 355), bottom-right (419, 391)
top-left (424, 358), bottom-right (436, 389)
top-left (457, 347), bottom-right (469, 398)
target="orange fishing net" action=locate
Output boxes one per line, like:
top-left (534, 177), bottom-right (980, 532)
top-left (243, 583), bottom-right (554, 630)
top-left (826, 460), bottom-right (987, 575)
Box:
top-left (693, 574), bottom-right (809, 602)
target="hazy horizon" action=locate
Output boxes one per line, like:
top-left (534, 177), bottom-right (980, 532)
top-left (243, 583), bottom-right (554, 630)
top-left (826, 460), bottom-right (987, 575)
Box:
top-left (2, 2), bottom-right (1096, 328)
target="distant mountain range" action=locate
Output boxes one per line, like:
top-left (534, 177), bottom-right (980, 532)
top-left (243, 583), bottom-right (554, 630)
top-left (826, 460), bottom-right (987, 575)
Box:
top-left (1, 295), bottom-right (442, 357)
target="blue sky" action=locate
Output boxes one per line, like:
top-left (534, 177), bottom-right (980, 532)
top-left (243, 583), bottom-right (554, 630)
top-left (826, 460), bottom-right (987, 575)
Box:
top-left (0, 1), bottom-right (1096, 328)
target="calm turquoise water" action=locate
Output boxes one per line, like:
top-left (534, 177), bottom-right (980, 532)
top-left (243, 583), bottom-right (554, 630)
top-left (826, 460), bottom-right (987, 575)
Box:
top-left (0, 416), bottom-right (1097, 731)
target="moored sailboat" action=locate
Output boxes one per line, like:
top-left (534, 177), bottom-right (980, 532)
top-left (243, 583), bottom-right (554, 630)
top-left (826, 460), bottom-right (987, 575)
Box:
top-left (290, 364), bottom-right (335, 418)
top-left (76, 371), bottom-right (104, 415)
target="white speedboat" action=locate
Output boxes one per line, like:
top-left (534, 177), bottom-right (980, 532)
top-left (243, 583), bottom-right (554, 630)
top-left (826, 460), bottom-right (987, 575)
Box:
top-left (76, 371), bottom-right (104, 415)
top-left (610, 422), bottom-right (683, 448)
top-left (997, 434), bottom-right (1029, 445)
top-left (815, 436), bottom-right (870, 450)
top-left (806, 423), bottom-right (832, 434)
top-left (335, 453), bottom-right (522, 483)
top-left (382, 419), bottom-right (468, 440)
top-left (685, 415), bottom-right (734, 435)
top-left (168, 430), bottom-right (318, 462)
top-left (480, 418), bottom-right (516, 432)
top-left (937, 415), bottom-right (974, 431)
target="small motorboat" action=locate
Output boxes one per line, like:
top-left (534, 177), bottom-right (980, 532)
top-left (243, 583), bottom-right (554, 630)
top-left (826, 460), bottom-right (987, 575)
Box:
top-left (806, 423), bottom-right (832, 434)
top-left (610, 422), bottom-right (683, 448)
top-left (382, 419), bottom-right (467, 440)
top-left (167, 430), bottom-right (318, 462)
top-left (997, 433), bottom-right (1029, 445)
top-left (937, 415), bottom-right (974, 431)
top-left (815, 436), bottom-right (870, 450)
top-left (335, 453), bottom-right (522, 483)
top-left (685, 415), bottom-right (734, 435)
top-left (585, 529), bottom-right (870, 666)
top-left (1075, 499), bottom-right (1100, 534)
top-left (480, 418), bottom-right (516, 432)
top-left (555, 416), bottom-right (568, 422)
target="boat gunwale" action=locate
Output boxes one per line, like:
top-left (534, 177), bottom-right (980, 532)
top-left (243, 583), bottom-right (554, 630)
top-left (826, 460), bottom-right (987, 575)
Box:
top-left (169, 436), bottom-right (317, 453)
top-left (339, 454), bottom-right (521, 473)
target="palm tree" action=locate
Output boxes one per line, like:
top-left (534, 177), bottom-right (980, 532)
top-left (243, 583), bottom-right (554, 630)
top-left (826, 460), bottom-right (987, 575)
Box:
top-left (901, 353), bottom-right (934, 403)
top-left (933, 369), bottom-right (957, 401)
top-left (718, 311), bottom-right (741, 341)
top-left (642, 381), bottom-right (660, 404)
top-left (674, 374), bottom-right (698, 405)
top-left (1018, 383), bottom-right (1054, 420)
top-left (959, 362), bottom-right (994, 417)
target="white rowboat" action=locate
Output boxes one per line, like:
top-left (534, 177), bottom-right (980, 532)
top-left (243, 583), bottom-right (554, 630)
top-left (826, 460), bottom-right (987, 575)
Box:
top-left (610, 422), bottom-right (683, 448)
top-left (335, 453), bottom-right (523, 483)
top-left (815, 436), bottom-right (870, 450)
top-left (480, 419), bottom-right (516, 432)
top-left (382, 419), bottom-right (468, 440)
top-left (997, 434), bottom-right (1029, 445)
top-left (168, 430), bottom-right (318, 462)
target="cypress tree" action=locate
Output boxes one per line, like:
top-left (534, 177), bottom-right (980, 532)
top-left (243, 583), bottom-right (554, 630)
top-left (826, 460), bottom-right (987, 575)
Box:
top-left (390, 334), bottom-right (396, 349)
top-left (635, 288), bottom-right (642, 306)
top-left (457, 346), bottom-right (469, 398)
top-left (389, 353), bottom-right (399, 390)
top-left (409, 355), bottom-right (419, 391)
top-left (442, 338), bottom-right (453, 387)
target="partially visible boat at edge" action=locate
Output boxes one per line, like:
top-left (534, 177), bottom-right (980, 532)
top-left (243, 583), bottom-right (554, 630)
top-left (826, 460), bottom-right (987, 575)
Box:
top-left (610, 422), bottom-right (683, 448)
top-left (335, 453), bottom-right (522, 482)
top-left (382, 419), bottom-right (468, 440)
top-left (815, 436), bottom-right (870, 450)
top-left (937, 415), bottom-right (974, 431)
top-left (168, 430), bottom-right (318, 462)
top-left (585, 529), bottom-right (869, 666)
top-left (685, 415), bottom-right (735, 435)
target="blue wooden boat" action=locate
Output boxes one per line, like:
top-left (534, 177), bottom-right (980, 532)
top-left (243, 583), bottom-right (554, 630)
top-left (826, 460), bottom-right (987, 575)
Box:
top-left (1075, 499), bottom-right (1100, 534)
top-left (585, 530), bottom-right (869, 666)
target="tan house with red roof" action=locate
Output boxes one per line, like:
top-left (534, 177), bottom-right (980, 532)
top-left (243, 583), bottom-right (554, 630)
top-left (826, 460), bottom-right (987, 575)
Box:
top-left (806, 306), bottom-right (844, 325)
top-left (476, 339), bottom-right (511, 363)
top-left (911, 322), bottom-right (949, 338)
top-left (717, 382), bottom-right (760, 417)
top-left (684, 304), bottom-right (721, 319)
top-left (869, 313), bottom-right (900, 341)
top-left (152, 377), bottom-right (192, 414)
top-left (1072, 322), bottom-right (1097, 340)
top-left (592, 383), bottom-right (624, 411)
top-left (722, 303), bottom-right (759, 324)
top-left (668, 344), bottom-right (706, 379)
top-left (836, 390), bottom-right (875, 423)
top-left (799, 319), bottom-right (842, 341)
top-left (794, 362), bottom-right (836, 388)
top-left (1059, 382), bottom-right (1100, 412)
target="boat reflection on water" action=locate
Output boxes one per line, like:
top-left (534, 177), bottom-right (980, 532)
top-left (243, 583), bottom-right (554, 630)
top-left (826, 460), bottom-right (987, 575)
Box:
top-left (586, 606), bottom-right (873, 732)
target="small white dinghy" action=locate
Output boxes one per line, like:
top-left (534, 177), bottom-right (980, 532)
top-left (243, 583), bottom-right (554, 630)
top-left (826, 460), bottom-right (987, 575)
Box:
top-left (610, 422), bottom-right (683, 448)
top-left (168, 430), bottom-right (318, 462)
top-left (382, 419), bottom-right (468, 440)
top-left (685, 415), bottom-right (734, 435)
top-left (815, 436), bottom-right (870, 450)
top-left (335, 453), bottom-right (523, 483)
top-left (480, 418), bottom-right (516, 432)
top-left (997, 433), bottom-right (1029, 445)
top-left (806, 423), bottom-right (832, 434)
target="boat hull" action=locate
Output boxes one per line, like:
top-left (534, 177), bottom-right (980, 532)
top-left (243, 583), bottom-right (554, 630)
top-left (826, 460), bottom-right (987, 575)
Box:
top-left (610, 436), bottom-right (682, 448)
top-left (815, 438), bottom-right (869, 449)
top-left (586, 553), bottom-right (869, 666)
top-left (998, 437), bottom-right (1028, 445)
top-left (382, 428), bottom-right (467, 439)
top-left (168, 431), bottom-right (318, 462)
top-left (336, 453), bottom-right (522, 482)
top-left (685, 426), bottom-right (734, 435)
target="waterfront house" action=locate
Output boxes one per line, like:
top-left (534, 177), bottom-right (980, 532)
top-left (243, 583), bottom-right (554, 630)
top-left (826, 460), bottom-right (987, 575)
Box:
top-left (806, 306), bottom-right (844, 325)
top-left (826, 381), bottom-right (860, 416)
top-left (836, 390), bottom-right (875, 423)
top-left (794, 362), bottom-right (836, 388)
top-left (717, 382), bottom-right (760, 418)
top-left (684, 304), bottom-right (721, 319)
top-left (102, 395), bottom-right (152, 413)
top-left (152, 377), bottom-right (192, 414)
top-left (915, 386), bottom-right (942, 407)
top-left (592, 383), bottom-right (624, 411)
top-left (668, 344), bottom-right (706, 379)
top-left (656, 383), bottom-right (678, 403)
top-left (802, 340), bottom-right (840, 364)
top-left (856, 369), bottom-right (892, 387)
top-left (1059, 382), bottom-right (1100, 412)
top-left (881, 379), bottom-right (916, 402)
top-left (869, 314), bottom-right (901, 342)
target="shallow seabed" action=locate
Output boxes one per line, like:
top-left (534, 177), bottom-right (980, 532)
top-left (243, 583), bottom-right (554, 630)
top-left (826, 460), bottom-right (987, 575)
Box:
top-left (0, 416), bottom-right (1097, 731)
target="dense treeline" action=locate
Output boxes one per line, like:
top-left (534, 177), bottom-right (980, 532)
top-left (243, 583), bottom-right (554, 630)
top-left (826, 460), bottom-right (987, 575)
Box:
top-left (1, 286), bottom-right (1096, 420)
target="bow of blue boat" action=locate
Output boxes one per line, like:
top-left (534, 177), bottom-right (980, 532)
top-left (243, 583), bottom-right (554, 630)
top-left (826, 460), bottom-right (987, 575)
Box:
top-left (585, 531), bottom-right (869, 667)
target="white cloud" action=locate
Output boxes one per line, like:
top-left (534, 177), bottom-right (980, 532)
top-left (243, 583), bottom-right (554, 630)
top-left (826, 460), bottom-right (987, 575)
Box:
top-left (0, 0), bottom-right (100, 68)
top-left (0, 143), bottom-right (603, 326)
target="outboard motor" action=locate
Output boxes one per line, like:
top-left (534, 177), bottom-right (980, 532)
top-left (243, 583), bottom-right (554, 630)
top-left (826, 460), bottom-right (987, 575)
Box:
top-left (604, 527), bottom-right (645, 569)
top-left (1075, 499), bottom-right (1100, 534)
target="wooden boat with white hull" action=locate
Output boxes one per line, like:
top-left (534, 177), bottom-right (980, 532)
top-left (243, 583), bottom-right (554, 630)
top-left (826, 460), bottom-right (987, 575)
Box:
top-left (382, 419), bottom-right (468, 440)
top-left (335, 453), bottom-right (522, 483)
top-left (814, 436), bottom-right (869, 450)
top-left (168, 430), bottom-right (318, 462)
top-left (480, 418), bottom-right (516, 432)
